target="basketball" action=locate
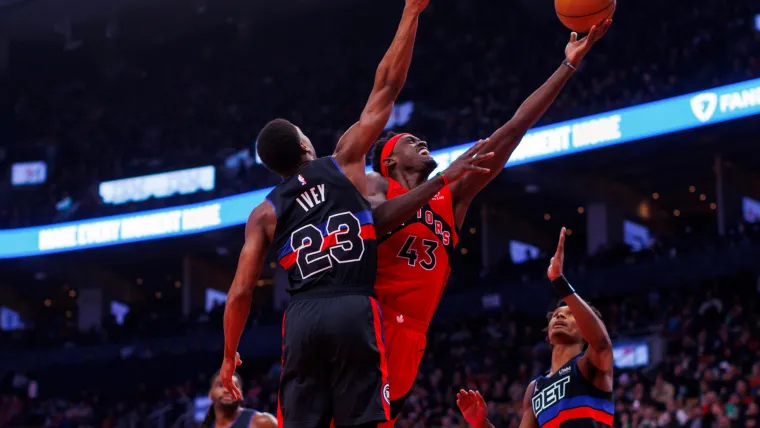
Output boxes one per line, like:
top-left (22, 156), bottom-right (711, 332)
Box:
top-left (555, 0), bottom-right (616, 33)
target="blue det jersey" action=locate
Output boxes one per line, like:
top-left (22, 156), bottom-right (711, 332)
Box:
top-left (531, 354), bottom-right (614, 428)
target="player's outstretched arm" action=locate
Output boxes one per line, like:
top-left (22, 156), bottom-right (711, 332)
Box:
top-left (220, 203), bottom-right (276, 401)
top-left (519, 381), bottom-right (539, 428)
top-left (333, 0), bottom-right (429, 173)
top-left (369, 140), bottom-right (494, 236)
top-left (547, 228), bottom-right (614, 379)
top-left (449, 20), bottom-right (611, 228)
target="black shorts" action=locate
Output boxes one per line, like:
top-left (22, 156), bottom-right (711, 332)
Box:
top-left (276, 294), bottom-right (390, 428)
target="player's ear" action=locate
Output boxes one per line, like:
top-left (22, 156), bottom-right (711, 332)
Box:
top-left (382, 156), bottom-right (396, 170)
top-left (299, 140), bottom-right (310, 154)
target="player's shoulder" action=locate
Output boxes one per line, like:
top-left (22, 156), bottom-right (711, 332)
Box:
top-left (250, 411), bottom-right (277, 428)
top-left (246, 201), bottom-right (277, 237)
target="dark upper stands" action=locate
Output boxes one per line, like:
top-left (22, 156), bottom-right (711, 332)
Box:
top-left (2, 0), bottom-right (759, 227)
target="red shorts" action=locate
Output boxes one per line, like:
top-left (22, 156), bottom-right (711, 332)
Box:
top-left (381, 305), bottom-right (427, 401)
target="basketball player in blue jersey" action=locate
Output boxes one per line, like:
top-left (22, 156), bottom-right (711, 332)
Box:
top-left (457, 227), bottom-right (614, 428)
top-left (219, 0), bottom-right (494, 425)
top-left (202, 372), bottom-right (277, 428)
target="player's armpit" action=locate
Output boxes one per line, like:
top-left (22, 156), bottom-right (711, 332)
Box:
top-left (333, 7), bottom-right (422, 169)
top-left (223, 203), bottom-right (276, 359)
top-left (519, 381), bottom-right (539, 428)
top-left (366, 172), bottom-right (390, 209)
top-left (251, 412), bottom-right (278, 428)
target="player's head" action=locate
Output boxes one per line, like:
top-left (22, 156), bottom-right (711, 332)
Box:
top-left (546, 300), bottom-right (602, 347)
top-left (256, 118), bottom-right (316, 177)
top-left (208, 371), bottom-right (243, 410)
top-left (371, 132), bottom-right (437, 179)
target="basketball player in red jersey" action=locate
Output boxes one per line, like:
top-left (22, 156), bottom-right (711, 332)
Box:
top-left (367, 20), bottom-right (612, 424)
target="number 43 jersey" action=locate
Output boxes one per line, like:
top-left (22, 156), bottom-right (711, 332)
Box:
top-left (374, 177), bottom-right (459, 328)
top-left (267, 157), bottom-right (377, 299)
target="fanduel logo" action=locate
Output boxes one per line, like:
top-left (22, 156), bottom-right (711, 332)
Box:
top-left (691, 92), bottom-right (718, 123)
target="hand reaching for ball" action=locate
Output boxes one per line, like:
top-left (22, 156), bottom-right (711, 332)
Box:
top-left (565, 19), bottom-right (612, 67)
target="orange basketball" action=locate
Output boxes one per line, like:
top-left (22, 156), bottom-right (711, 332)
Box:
top-left (555, 0), bottom-right (615, 33)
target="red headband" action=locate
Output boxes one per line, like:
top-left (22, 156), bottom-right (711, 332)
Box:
top-left (380, 133), bottom-right (410, 177)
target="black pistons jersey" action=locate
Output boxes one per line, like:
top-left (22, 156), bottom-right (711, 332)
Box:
top-left (267, 157), bottom-right (377, 298)
top-left (531, 354), bottom-right (614, 428)
top-left (210, 408), bottom-right (257, 428)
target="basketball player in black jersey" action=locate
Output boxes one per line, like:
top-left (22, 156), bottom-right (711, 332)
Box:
top-left (202, 372), bottom-right (277, 428)
top-left (219, 0), bottom-right (494, 425)
top-left (457, 228), bottom-right (614, 428)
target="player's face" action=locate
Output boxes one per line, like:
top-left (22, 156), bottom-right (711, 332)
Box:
top-left (393, 134), bottom-right (437, 174)
top-left (548, 306), bottom-right (583, 345)
top-left (209, 376), bottom-right (242, 408)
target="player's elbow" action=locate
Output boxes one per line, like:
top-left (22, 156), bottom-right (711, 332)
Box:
top-left (228, 282), bottom-right (254, 303)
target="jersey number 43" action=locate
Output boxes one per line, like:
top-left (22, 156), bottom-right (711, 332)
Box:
top-left (290, 212), bottom-right (364, 279)
top-left (398, 235), bottom-right (438, 270)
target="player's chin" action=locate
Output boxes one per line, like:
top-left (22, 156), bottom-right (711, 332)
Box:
top-left (549, 329), bottom-right (574, 343)
top-left (219, 396), bottom-right (241, 406)
top-left (423, 157), bottom-right (437, 172)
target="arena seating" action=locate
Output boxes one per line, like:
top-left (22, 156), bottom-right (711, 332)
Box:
top-left (2, 249), bottom-right (760, 426)
top-left (2, 0), bottom-right (758, 227)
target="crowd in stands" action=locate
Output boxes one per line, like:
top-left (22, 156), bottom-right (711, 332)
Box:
top-left (3, 264), bottom-right (760, 427)
top-left (2, 0), bottom-right (759, 227)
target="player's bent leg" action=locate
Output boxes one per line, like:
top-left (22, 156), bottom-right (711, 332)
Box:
top-left (381, 309), bottom-right (428, 423)
top-left (327, 296), bottom-right (390, 426)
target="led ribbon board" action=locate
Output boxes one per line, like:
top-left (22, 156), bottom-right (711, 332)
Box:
top-left (1, 77), bottom-right (759, 258)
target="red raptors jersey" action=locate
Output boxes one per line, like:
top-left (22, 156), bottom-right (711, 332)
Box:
top-left (374, 178), bottom-right (459, 329)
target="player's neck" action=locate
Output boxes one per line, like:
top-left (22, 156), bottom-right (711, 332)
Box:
top-left (550, 344), bottom-right (583, 375)
top-left (393, 170), bottom-right (427, 190)
top-left (215, 406), bottom-right (243, 427)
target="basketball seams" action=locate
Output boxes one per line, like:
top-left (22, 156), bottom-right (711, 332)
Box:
top-left (556, 1), bottom-right (613, 19)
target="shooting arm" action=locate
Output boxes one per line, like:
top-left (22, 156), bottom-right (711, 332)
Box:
top-left (368, 172), bottom-right (446, 236)
top-left (451, 62), bottom-right (574, 221)
top-left (561, 282), bottom-right (613, 372)
top-left (223, 203), bottom-right (275, 360)
top-left (333, 7), bottom-right (422, 167)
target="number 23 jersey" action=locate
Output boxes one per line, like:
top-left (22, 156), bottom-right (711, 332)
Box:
top-left (374, 177), bottom-right (459, 327)
top-left (267, 157), bottom-right (377, 298)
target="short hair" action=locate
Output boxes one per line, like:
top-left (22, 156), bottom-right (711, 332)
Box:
top-left (544, 300), bottom-right (603, 343)
top-left (256, 118), bottom-right (303, 175)
top-left (370, 132), bottom-right (398, 174)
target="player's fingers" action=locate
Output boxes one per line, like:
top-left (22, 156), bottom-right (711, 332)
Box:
top-left (472, 151), bottom-right (495, 163)
top-left (569, 32), bottom-right (578, 43)
top-left (464, 140), bottom-right (486, 157)
top-left (468, 166), bottom-right (491, 174)
top-left (476, 391), bottom-right (484, 401)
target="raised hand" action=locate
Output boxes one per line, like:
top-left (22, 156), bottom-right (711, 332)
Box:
top-left (441, 139), bottom-right (495, 183)
top-left (565, 19), bottom-right (612, 66)
top-left (405, 0), bottom-right (430, 14)
top-left (457, 389), bottom-right (488, 427)
top-left (547, 227), bottom-right (566, 281)
top-left (220, 351), bottom-right (243, 401)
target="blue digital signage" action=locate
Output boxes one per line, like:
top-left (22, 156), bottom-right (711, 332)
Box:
top-left (1, 77), bottom-right (759, 258)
